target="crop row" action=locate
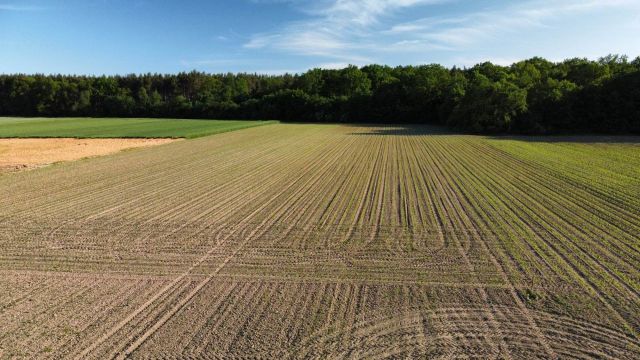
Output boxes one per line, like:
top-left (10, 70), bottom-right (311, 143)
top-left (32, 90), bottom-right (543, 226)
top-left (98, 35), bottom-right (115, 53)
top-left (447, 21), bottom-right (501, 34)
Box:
top-left (0, 124), bottom-right (637, 358)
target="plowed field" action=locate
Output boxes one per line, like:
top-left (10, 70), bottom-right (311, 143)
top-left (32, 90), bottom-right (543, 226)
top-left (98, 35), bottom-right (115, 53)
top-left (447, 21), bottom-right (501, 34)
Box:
top-left (0, 124), bottom-right (638, 359)
top-left (0, 138), bottom-right (177, 173)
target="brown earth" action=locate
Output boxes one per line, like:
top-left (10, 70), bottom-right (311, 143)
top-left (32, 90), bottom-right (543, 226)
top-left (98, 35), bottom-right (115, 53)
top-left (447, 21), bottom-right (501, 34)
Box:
top-left (0, 124), bottom-right (637, 359)
top-left (0, 138), bottom-right (177, 173)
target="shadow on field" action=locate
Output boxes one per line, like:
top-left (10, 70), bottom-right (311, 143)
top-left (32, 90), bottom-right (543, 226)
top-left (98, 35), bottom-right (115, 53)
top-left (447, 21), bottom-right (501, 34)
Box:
top-left (487, 135), bottom-right (640, 144)
top-left (344, 124), bottom-right (640, 143)
top-left (346, 125), bottom-right (457, 136)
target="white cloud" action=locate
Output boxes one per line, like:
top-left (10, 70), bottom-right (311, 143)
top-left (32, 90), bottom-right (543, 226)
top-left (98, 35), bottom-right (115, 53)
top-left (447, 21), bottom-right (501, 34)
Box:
top-left (314, 62), bottom-right (352, 69)
top-left (0, 4), bottom-right (45, 11)
top-left (243, 0), bottom-right (449, 63)
top-left (245, 34), bottom-right (282, 49)
top-left (397, 0), bottom-right (640, 48)
top-left (251, 68), bottom-right (302, 75)
top-left (241, 0), bottom-right (640, 68)
top-left (449, 56), bottom-right (527, 68)
top-left (386, 17), bottom-right (467, 34)
top-left (319, 0), bottom-right (442, 26)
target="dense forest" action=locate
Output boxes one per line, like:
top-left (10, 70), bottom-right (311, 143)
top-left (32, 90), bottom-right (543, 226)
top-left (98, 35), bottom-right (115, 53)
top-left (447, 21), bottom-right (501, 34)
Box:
top-left (1, 55), bottom-right (639, 134)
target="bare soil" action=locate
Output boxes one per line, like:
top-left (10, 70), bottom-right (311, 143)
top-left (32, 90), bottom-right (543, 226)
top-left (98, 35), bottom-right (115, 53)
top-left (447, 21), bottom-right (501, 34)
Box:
top-left (0, 125), bottom-right (637, 359)
top-left (0, 138), bottom-right (177, 173)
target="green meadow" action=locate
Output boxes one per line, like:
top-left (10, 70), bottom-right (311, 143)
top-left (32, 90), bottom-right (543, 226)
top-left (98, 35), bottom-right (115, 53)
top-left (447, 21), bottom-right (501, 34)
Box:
top-left (0, 117), bottom-right (275, 139)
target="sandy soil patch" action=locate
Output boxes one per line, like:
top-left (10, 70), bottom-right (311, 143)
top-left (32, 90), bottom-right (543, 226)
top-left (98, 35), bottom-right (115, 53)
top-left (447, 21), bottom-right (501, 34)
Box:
top-left (0, 138), bottom-right (177, 173)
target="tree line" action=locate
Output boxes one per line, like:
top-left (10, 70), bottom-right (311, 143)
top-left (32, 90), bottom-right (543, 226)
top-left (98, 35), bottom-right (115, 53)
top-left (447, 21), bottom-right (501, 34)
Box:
top-left (1, 55), bottom-right (639, 134)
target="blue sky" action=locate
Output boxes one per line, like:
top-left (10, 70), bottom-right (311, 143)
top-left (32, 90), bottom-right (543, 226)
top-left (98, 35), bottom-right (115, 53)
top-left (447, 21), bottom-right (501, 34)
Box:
top-left (1, 0), bottom-right (639, 74)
